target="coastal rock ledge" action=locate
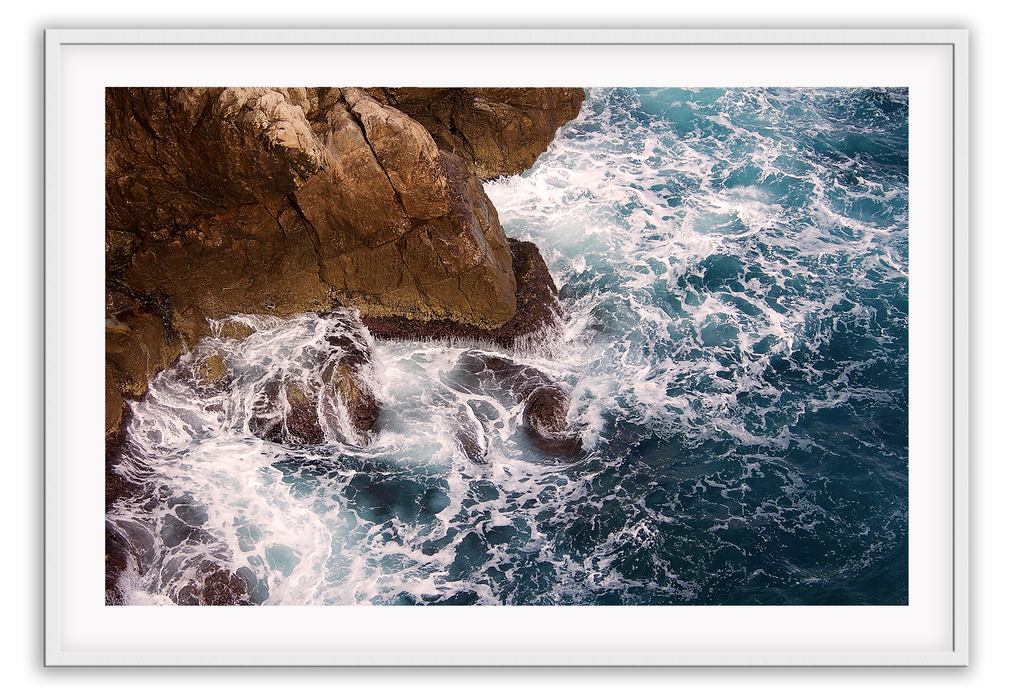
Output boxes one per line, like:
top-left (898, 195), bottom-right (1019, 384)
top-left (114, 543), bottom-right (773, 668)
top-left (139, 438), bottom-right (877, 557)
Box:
top-left (105, 86), bottom-right (583, 605)
top-left (105, 86), bottom-right (584, 462)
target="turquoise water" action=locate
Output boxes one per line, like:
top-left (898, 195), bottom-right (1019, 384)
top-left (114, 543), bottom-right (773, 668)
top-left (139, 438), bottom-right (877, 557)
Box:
top-left (108, 87), bottom-right (908, 605)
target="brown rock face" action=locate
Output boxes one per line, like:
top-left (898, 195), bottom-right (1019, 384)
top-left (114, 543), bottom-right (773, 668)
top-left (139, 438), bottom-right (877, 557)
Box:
top-left (363, 88), bottom-right (587, 179)
top-left (105, 287), bottom-right (183, 458)
top-left (107, 86), bottom-right (519, 335)
top-left (362, 238), bottom-right (563, 349)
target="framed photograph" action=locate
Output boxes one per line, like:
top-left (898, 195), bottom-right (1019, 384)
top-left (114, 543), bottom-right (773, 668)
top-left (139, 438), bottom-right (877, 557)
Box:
top-left (44, 28), bottom-right (968, 665)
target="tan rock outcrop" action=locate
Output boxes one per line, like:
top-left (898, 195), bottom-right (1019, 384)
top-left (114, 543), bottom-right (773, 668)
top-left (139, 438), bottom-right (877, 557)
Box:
top-left (363, 88), bottom-right (587, 179)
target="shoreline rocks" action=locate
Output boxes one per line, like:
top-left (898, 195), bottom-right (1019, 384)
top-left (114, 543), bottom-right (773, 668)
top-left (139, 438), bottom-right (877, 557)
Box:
top-left (104, 86), bottom-right (585, 606)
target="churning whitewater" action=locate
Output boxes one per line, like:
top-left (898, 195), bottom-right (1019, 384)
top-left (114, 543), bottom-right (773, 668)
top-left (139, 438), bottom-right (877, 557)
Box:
top-left (107, 87), bottom-right (909, 605)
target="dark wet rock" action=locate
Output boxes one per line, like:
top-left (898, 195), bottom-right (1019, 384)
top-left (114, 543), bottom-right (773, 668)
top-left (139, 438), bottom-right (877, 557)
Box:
top-left (317, 311), bottom-right (382, 441)
top-left (442, 351), bottom-right (582, 458)
top-left (248, 376), bottom-right (324, 444)
top-left (105, 362), bottom-right (131, 463)
top-left (433, 388), bottom-right (488, 462)
top-left (105, 286), bottom-right (186, 465)
top-left (105, 519), bottom-right (158, 605)
top-left (194, 352), bottom-right (229, 385)
top-left (105, 290), bottom-right (184, 400)
top-left (247, 379), bottom-right (288, 442)
top-left (443, 351), bottom-right (550, 403)
top-left (451, 401), bottom-right (488, 463)
top-left (105, 525), bottom-right (133, 605)
top-left (322, 360), bottom-right (380, 437)
top-left (186, 345), bottom-right (232, 396)
top-left (211, 317), bottom-right (259, 342)
top-left (523, 385), bottom-right (583, 458)
top-left (160, 513), bottom-right (213, 548)
top-left (173, 560), bottom-right (254, 606)
top-left (105, 465), bottom-right (141, 512)
top-left (109, 484), bottom-right (255, 606)
top-left (432, 589), bottom-right (481, 605)
top-left (246, 311), bottom-right (380, 445)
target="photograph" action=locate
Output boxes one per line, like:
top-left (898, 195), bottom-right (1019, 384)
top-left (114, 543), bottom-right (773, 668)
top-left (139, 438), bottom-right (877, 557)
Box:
top-left (103, 85), bottom-right (910, 608)
top-left (34, 21), bottom-right (981, 674)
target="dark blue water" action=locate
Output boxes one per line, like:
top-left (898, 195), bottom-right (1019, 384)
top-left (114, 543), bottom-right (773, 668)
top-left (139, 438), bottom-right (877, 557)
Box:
top-left (108, 87), bottom-right (908, 605)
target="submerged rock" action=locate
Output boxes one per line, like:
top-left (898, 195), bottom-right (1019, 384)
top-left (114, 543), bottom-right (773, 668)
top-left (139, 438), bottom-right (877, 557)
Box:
top-left (433, 389), bottom-right (488, 463)
top-left (523, 385), bottom-right (582, 459)
top-left (244, 310), bottom-right (381, 446)
top-left (442, 351), bottom-right (582, 459)
top-left (104, 525), bottom-right (133, 605)
top-left (105, 518), bottom-right (157, 605)
top-left (172, 560), bottom-right (254, 606)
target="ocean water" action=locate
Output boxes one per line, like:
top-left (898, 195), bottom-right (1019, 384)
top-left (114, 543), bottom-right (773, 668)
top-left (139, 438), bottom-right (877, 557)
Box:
top-left (107, 87), bottom-right (909, 605)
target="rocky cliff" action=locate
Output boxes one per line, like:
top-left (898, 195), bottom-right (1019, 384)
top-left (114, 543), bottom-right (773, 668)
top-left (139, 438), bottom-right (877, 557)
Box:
top-left (363, 88), bottom-right (586, 180)
top-left (105, 87), bottom-right (584, 459)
